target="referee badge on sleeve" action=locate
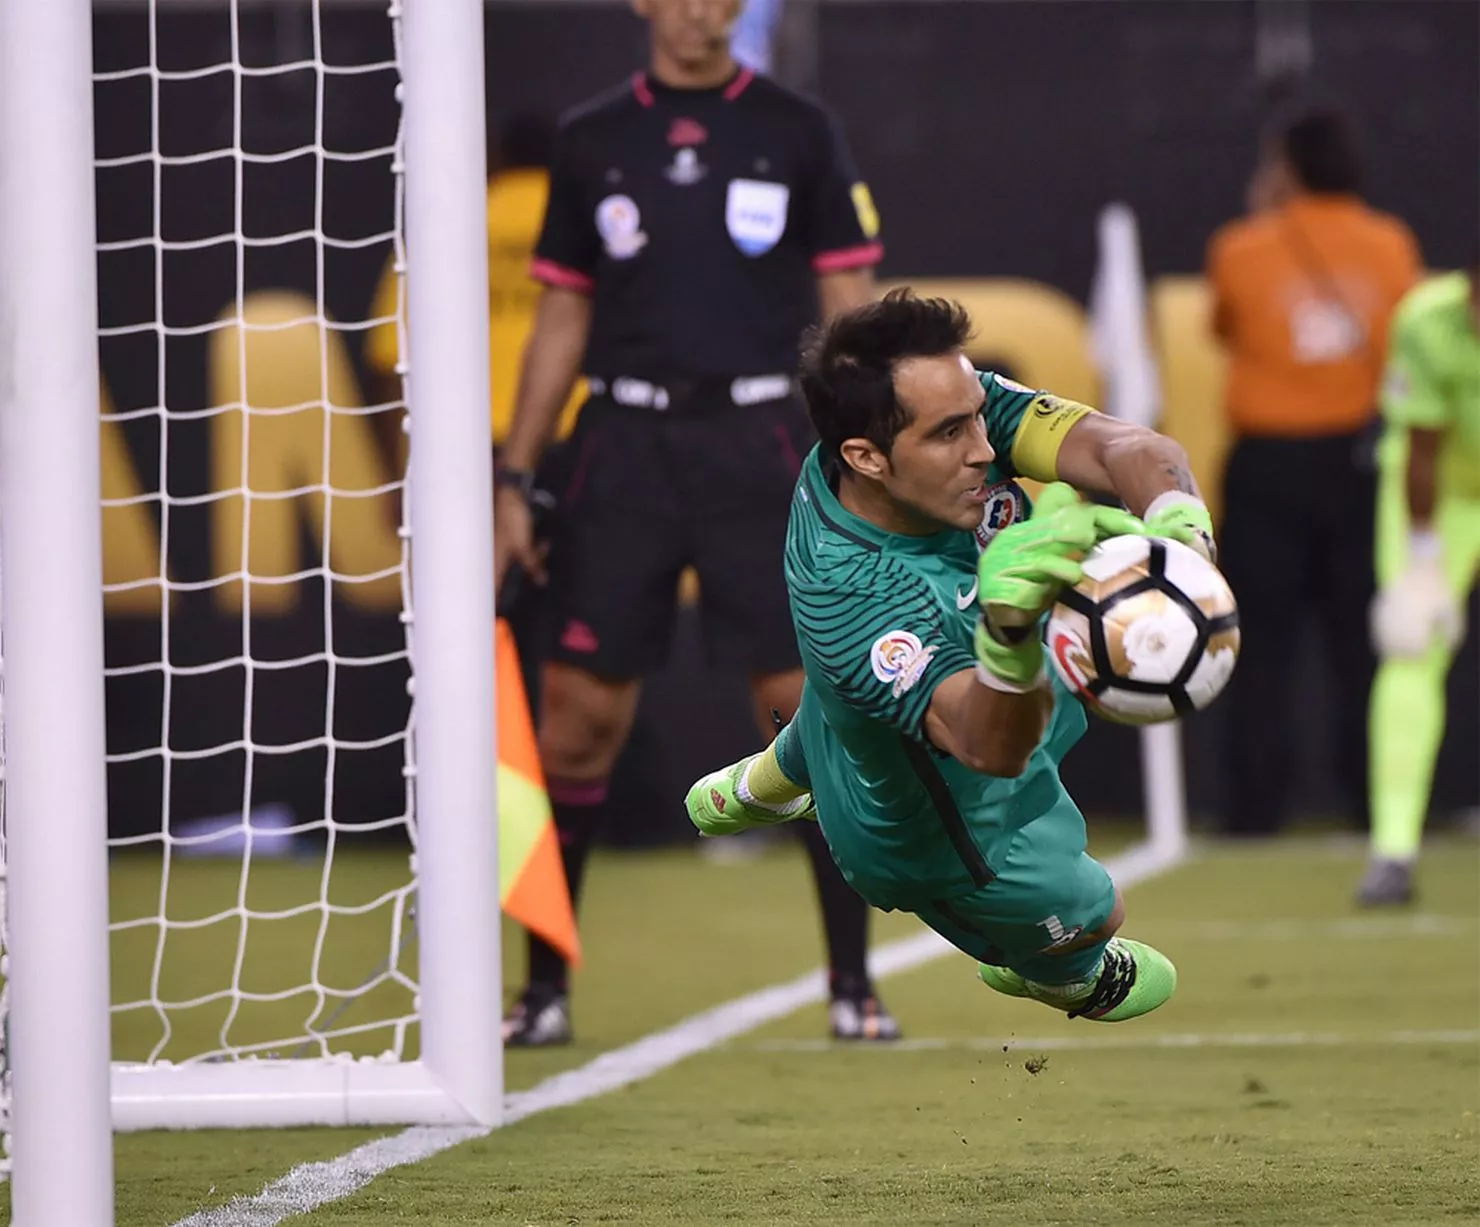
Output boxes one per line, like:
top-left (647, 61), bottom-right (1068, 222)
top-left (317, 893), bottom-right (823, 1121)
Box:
top-left (596, 194), bottom-right (647, 260)
top-left (726, 179), bottom-right (789, 257)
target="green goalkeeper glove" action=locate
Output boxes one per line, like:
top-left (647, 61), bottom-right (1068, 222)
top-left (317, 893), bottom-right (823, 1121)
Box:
top-left (973, 483), bottom-right (1147, 688)
top-left (1143, 492), bottom-right (1216, 563)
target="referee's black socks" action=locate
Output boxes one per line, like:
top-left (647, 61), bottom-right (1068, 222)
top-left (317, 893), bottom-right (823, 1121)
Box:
top-left (525, 778), bottom-right (606, 993)
top-left (526, 780), bottom-right (873, 1001)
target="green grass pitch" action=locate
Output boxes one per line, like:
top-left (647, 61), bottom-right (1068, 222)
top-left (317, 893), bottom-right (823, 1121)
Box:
top-left (2, 830), bottom-right (1476, 1225)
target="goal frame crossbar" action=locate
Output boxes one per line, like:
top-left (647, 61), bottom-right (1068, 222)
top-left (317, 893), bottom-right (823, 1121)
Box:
top-left (112, 1058), bottom-right (489, 1131)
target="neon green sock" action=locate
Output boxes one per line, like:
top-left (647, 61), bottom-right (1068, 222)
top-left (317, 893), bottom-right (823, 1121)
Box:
top-left (773, 719), bottom-right (810, 789)
top-left (1369, 644), bottom-right (1450, 861)
top-left (736, 739), bottom-right (809, 816)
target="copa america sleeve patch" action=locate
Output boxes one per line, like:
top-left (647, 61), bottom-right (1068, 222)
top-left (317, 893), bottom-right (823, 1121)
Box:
top-left (1011, 395), bottom-right (1096, 482)
top-left (869, 630), bottom-right (939, 698)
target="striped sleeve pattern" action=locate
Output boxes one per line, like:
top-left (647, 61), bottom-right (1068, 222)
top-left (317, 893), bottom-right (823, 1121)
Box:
top-left (978, 371), bottom-right (1038, 477)
top-left (791, 554), bottom-right (976, 741)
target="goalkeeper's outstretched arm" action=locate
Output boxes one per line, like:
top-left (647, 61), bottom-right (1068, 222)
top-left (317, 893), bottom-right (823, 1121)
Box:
top-left (1053, 413), bottom-right (1201, 516)
top-left (923, 666), bottom-right (1052, 779)
top-left (942, 481), bottom-right (1145, 777)
top-left (1033, 410), bottom-right (1216, 561)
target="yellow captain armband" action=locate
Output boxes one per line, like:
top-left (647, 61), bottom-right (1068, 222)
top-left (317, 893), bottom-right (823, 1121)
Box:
top-left (1009, 394), bottom-right (1097, 482)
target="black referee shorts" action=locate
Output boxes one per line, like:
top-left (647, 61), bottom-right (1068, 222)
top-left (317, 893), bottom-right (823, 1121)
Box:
top-left (540, 389), bottom-right (808, 680)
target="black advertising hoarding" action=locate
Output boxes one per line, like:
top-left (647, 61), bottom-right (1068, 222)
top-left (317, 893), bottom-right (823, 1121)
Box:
top-left (90, 2), bottom-right (1479, 839)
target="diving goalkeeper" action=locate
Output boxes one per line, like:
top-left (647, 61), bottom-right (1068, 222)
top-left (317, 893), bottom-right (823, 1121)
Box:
top-left (686, 290), bottom-right (1216, 1023)
top-left (1361, 268), bottom-right (1480, 906)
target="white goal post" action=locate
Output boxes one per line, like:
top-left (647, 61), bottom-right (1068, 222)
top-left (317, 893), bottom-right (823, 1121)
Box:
top-left (0, 0), bottom-right (501, 1220)
top-left (0, 0), bottom-right (115, 1220)
top-left (1089, 202), bottom-right (1191, 874)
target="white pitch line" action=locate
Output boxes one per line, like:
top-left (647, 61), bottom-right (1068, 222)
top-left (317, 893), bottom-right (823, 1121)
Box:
top-left (170, 840), bottom-right (1180, 1227)
top-left (1150, 913), bottom-right (1477, 942)
top-left (740, 1028), bottom-right (1480, 1055)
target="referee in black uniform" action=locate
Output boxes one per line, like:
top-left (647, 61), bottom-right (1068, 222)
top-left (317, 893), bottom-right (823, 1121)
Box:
top-left (494, 0), bottom-right (898, 1046)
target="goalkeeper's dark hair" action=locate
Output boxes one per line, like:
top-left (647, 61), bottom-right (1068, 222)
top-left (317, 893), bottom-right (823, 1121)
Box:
top-left (799, 288), bottom-right (973, 469)
top-left (1273, 105), bottom-right (1363, 195)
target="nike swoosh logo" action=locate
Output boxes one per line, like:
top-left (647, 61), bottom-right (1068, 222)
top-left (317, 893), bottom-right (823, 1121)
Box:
top-left (956, 582), bottom-right (979, 611)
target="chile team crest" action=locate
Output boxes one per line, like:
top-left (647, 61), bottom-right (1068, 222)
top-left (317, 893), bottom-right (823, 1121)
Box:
top-left (973, 480), bottom-right (1029, 551)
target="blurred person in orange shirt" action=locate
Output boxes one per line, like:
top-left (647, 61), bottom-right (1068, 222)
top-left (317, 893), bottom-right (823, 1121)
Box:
top-left (1207, 105), bottom-right (1422, 838)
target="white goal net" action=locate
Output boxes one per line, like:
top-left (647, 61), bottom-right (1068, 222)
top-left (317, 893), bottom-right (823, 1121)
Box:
top-left (0, 0), bottom-right (500, 1210)
top-left (93, 0), bottom-right (422, 1076)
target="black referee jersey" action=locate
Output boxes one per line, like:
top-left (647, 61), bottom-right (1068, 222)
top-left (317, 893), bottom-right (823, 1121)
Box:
top-left (529, 67), bottom-right (884, 379)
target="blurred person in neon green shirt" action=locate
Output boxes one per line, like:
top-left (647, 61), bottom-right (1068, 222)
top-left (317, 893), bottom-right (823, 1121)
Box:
top-left (1361, 267), bottom-right (1480, 906)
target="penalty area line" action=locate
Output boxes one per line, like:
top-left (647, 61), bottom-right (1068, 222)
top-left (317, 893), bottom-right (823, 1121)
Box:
top-left (170, 840), bottom-right (1183, 1227)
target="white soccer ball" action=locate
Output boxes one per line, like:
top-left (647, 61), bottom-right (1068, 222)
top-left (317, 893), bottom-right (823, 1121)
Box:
top-left (1045, 535), bottom-right (1240, 726)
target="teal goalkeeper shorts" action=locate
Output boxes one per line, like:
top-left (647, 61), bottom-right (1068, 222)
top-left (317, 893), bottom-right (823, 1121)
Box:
top-left (906, 796), bottom-right (1117, 984)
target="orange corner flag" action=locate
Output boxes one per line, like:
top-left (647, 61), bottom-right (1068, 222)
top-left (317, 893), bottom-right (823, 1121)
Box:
top-left (495, 618), bottom-right (581, 966)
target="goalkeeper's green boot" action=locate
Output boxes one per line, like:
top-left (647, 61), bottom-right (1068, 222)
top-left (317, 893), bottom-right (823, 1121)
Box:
top-left (979, 938), bottom-right (1176, 1023)
top-left (685, 755), bottom-right (815, 838)
top-left (977, 962), bottom-right (1033, 1000)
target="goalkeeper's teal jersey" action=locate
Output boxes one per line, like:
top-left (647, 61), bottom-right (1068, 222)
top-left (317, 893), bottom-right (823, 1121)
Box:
top-left (785, 371), bottom-right (1091, 907)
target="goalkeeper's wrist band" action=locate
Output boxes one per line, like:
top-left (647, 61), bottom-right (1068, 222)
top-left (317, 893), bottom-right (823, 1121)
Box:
top-left (1409, 526), bottom-right (1443, 562)
top-left (1144, 490), bottom-right (1208, 521)
top-left (973, 620), bottom-right (1046, 692)
top-left (974, 662), bottom-right (1046, 694)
